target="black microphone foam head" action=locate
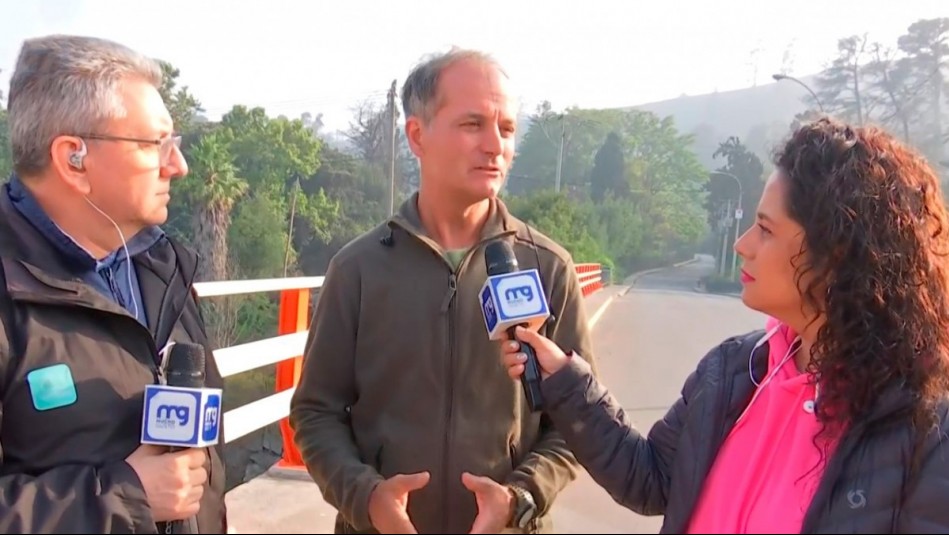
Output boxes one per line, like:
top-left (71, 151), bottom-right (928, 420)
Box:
top-left (485, 240), bottom-right (518, 276)
top-left (165, 343), bottom-right (206, 388)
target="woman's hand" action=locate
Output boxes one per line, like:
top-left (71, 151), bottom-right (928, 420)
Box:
top-left (500, 326), bottom-right (571, 380)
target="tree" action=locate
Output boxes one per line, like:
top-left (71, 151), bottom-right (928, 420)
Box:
top-left (590, 132), bottom-right (627, 202)
top-left (0, 69), bottom-right (10, 179)
top-left (896, 17), bottom-right (948, 166)
top-left (705, 137), bottom-right (765, 275)
top-left (179, 131), bottom-right (248, 285)
top-left (156, 61), bottom-right (204, 134)
top-left (0, 106), bottom-right (10, 179)
top-left (862, 42), bottom-right (918, 142)
top-left (506, 105), bottom-right (709, 271)
top-left (815, 34), bottom-right (874, 124)
top-left (301, 112), bottom-right (325, 137)
top-left (219, 106), bottom-right (322, 192)
top-left (504, 191), bottom-right (610, 268)
top-left (296, 146), bottom-right (386, 273)
top-left (509, 105), bottom-right (624, 196)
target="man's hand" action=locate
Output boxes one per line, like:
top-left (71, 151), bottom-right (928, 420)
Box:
top-left (368, 472), bottom-right (430, 534)
top-left (461, 473), bottom-right (514, 534)
top-left (125, 444), bottom-right (208, 522)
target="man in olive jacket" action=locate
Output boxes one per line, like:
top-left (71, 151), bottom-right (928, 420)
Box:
top-left (289, 49), bottom-right (599, 534)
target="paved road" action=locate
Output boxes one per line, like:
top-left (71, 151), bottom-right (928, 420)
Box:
top-left (226, 257), bottom-right (767, 533)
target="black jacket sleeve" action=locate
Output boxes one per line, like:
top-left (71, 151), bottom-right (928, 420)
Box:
top-left (0, 457), bottom-right (156, 533)
top-left (539, 347), bottom-right (708, 516)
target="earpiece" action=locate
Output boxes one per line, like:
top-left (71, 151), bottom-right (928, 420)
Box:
top-left (68, 140), bottom-right (87, 170)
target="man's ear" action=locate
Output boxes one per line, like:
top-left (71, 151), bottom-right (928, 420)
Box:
top-left (405, 116), bottom-right (425, 159)
top-left (50, 136), bottom-right (92, 195)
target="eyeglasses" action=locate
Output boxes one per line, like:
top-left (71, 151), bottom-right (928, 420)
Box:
top-left (77, 133), bottom-right (182, 165)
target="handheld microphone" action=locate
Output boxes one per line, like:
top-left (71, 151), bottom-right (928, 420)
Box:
top-left (481, 241), bottom-right (550, 412)
top-left (145, 343), bottom-right (221, 533)
top-left (142, 342), bottom-right (222, 448)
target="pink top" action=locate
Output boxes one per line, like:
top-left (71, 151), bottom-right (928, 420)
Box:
top-left (685, 319), bottom-right (839, 534)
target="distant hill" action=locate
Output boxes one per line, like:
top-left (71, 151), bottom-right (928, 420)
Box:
top-left (625, 75), bottom-right (819, 169)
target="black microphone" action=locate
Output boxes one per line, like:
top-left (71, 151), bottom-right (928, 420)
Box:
top-left (483, 240), bottom-right (547, 412)
top-left (150, 343), bottom-right (216, 534)
top-left (166, 343), bottom-right (206, 389)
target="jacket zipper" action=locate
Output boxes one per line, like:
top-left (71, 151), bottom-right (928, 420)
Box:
top-left (386, 223), bottom-right (515, 531)
top-left (440, 272), bottom-right (457, 533)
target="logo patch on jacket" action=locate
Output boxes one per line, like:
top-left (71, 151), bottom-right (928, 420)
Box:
top-left (27, 364), bottom-right (78, 411)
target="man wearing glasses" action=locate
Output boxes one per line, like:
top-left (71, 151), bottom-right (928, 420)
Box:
top-left (0, 35), bottom-right (226, 533)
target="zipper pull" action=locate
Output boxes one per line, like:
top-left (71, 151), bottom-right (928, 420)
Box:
top-left (440, 274), bottom-right (457, 312)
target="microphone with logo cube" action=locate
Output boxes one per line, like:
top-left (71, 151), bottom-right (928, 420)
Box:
top-left (142, 343), bottom-right (221, 448)
top-left (142, 342), bottom-right (220, 532)
top-left (481, 240), bottom-right (551, 412)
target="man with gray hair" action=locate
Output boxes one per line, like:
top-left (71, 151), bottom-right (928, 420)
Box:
top-left (0, 35), bottom-right (226, 533)
top-left (291, 48), bottom-right (598, 533)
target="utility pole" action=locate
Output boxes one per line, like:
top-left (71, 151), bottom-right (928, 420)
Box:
top-left (283, 177), bottom-right (299, 278)
top-left (555, 116), bottom-right (565, 193)
top-left (731, 190), bottom-right (743, 280)
top-left (387, 79), bottom-right (398, 216)
top-left (719, 199), bottom-right (732, 277)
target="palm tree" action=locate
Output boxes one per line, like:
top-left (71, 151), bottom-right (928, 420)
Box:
top-left (181, 131), bottom-right (248, 284)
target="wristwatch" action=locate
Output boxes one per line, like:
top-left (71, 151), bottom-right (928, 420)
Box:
top-left (507, 484), bottom-right (538, 529)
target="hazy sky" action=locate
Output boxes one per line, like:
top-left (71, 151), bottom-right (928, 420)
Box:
top-left (1, 0), bottom-right (945, 132)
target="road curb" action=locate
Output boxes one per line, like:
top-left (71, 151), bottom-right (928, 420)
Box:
top-left (618, 257), bottom-right (700, 297)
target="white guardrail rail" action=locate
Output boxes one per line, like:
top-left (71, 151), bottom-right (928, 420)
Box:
top-left (195, 266), bottom-right (602, 446)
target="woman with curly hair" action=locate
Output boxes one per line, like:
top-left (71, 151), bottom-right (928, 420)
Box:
top-left (500, 117), bottom-right (949, 533)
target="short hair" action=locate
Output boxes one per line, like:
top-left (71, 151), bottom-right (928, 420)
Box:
top-left (7, 34), bottom-right (163, 176)
top-left (401, 47), bottom-right (506, 123)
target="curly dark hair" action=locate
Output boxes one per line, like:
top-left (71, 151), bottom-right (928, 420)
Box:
top-left (775, 117), bottom-right (949, 438)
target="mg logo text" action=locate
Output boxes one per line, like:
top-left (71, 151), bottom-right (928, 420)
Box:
top-left (504, 285), bottom-right (534, 302)
top-left (157, 404), bottom-right (190, 426)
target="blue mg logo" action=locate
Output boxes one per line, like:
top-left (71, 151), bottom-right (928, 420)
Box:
top-left (481, 286), bottom-right (498, 332)
top-left (504, 285), bottom-right (534, 302)
top-left (494, 272), bottom-right (546, 318)
top-left (157, 404), bottom-right (190, 425)
top-left (147, 390), bottom-right (199, 442)
top-left (202, 394), bottom-right (221, 442)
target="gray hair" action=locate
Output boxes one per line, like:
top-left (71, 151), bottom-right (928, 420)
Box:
top-left (7, 34), bottom-right (163, 176)
top-left (401, 47), bottom-right (506, 123)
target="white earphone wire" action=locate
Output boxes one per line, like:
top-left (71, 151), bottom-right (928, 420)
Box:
top-left (82, 197), bottom-right (140, 321)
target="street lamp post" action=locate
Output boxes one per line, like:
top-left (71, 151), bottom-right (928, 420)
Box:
top-left (711, 171), bottom-right (743, 280)
top-left (773, 73), bottom-right (825, 113)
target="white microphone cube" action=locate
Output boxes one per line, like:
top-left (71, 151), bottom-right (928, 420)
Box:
top-left (480, 269), bottom-right (551, 341)
top-left (141, 384), bottom-right (222, 448)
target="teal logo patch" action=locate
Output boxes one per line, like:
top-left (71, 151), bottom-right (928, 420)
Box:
top-left (27, 364), bottom-right (78, 411)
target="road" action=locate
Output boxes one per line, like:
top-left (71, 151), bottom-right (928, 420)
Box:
top-left (226, 256), bottom-right (767, 533)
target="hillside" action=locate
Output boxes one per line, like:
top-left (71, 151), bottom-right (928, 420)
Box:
top-left (626, 75), bottom-right (819, 168)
